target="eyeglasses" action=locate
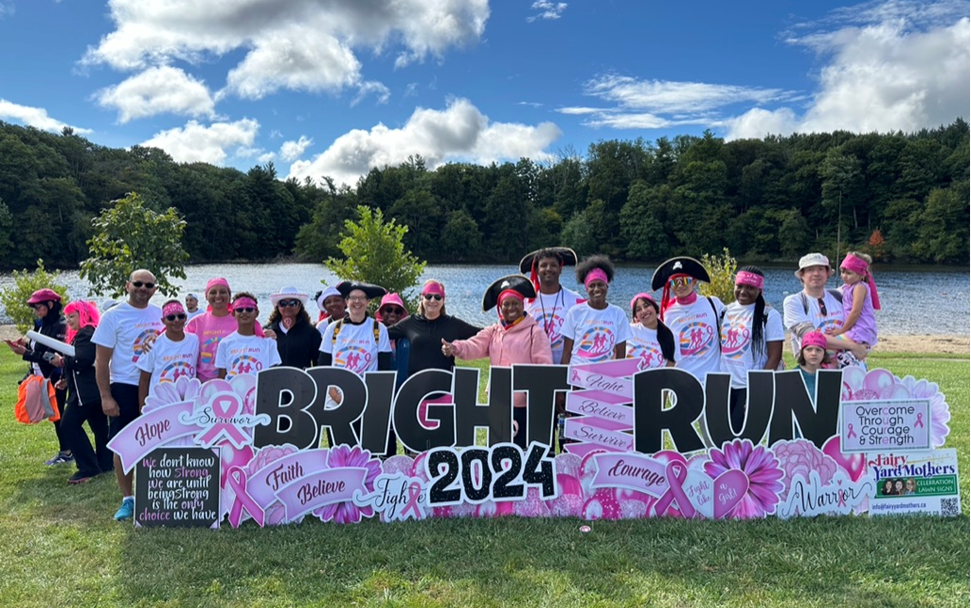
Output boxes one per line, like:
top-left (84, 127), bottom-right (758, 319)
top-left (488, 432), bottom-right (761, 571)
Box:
top-left (422, 294), bottom-right (443, 301)
top-left (669, 277), bottom-right (692, 288)
top-left (817, 298), bottom-right (827, 316)
top-left (278, 299), bottom-right (301, 308)
top-left (347, 296), bottom-right (368, 303)
top-left (382, 307), bottom-right (405, 315)
top-left (165, 313), bottom-right (187, 322)
top-left (131, 281), bottom-right (156, 289)
top-left (235, 307), bottom-right (256, 314)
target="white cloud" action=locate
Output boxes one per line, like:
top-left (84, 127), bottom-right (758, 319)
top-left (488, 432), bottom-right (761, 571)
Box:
top-left (140, 118), bottom-right (259, 165)
top-left (527, 1), bottom-right (567, 23)
top-left (0, 98), bottom-right (92, 134)
top-left (95, 66), bottom-right (215, 123)
top-left (287, 98), bottom-right (561, 187)
top-left (83, 0), bottom-right (489, 105)
top-left (351, 81), bottom-right (391, 107)
top-left (257, 152), bottom-right (276, 164)
top-left (280, 136), bottom-right (313, 162)
top-left (726, 0), bottom-right (969, 138)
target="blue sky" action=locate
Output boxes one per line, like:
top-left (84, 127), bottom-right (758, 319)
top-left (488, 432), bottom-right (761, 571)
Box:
top-left (0, 0), bottom-right (967, 186)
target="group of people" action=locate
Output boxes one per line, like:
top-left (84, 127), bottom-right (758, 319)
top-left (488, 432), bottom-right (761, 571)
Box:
top-left (7, 246), bottom-right (879, 521)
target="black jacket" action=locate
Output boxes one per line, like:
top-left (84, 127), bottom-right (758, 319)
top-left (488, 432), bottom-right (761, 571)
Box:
top-left (387, 314), bottom-right (480, 377)
top-left (267, 317), bottom-right (322, 369)
top-left (62, 326), bottom-right (100, 407)
top-left (22, 312), bottom-right (66, 381)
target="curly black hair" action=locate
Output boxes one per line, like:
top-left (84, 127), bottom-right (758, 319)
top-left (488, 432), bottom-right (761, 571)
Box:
top-left (575, 254), bottom-right (615, 284)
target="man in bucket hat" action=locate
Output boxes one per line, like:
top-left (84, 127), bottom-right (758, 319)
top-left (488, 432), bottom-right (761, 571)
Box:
top-left (782, 253), bottom-right (867, 366)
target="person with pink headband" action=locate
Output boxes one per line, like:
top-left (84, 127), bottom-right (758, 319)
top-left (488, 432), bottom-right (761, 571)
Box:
top-left (442, 275), bottom-right (553, 449)
top-left (561, 255), bottom-right (630, 365)
top-left (215, 292), bottom-right (281, 379)
top-left (797, 331), bottom-right (832, 404)
top-left (826, 252), bottom-right (880, 352)
top-left (719, 266), bottom-right (785, 430)
top-left (627, 293), bottom-right (677, 370)
top-left (136, 299), bottom-right (199, 408)
top-left (52, 301), bottom-right (111, 484)
top-left (184, 277), bottom-right (238, 382)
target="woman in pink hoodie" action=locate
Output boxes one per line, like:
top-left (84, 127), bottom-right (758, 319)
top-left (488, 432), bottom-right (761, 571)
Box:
top-left (442, 275), bottom-right (553, 449)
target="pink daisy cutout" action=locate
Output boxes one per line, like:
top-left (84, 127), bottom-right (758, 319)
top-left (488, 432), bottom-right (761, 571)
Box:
top-left (704, 439), bottom-right (784, 519)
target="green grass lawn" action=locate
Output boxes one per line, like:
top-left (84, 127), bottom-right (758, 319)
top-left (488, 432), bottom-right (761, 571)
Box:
top-left (0, 349), bottom-right (967, 608)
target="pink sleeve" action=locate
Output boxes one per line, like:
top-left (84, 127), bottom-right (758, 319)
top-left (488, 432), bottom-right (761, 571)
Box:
top-left (451, 326), bottom-right (495, 360)
top-left (530, 325), bottom-right (554, 364)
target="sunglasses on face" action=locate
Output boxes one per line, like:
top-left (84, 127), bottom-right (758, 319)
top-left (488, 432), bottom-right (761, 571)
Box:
top-left (235, 307), bottom-right (256, 314)
top-left (422, 294), bottom-right (443, 301)
top-left (382, 307), bottom-right (405, 315)
top-left (165, 313), bottom-right (187, 322)
top-left (278, 299), bottom-right (301, 308)
top-left (131, 281), bottom-right (156, 289)
top-left (669, 277), bottom-right (692, 288)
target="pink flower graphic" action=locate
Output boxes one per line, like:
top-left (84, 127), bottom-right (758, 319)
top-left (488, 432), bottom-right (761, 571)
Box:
top-left (142, 377), bottom-right (203, 447)
top-left (771, 439), bottom-right (838, 504)
top-left (899, 375), bottom-right (951, 448)
top-left (705, 439), bottom-right (784, 519)
top-left (313, 445), bottom-right (382, 524)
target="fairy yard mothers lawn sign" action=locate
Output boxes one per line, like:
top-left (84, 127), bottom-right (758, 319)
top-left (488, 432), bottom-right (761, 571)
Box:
top-left (107, 361), bottom-right (956, 527)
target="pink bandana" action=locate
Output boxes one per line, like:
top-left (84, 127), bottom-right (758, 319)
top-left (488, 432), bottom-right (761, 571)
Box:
top-left (584, 268), bottom-right (609, 288)
top-left (233, 297), bottom-right (257, 310)
top-left (162, 302), bottom-right (186, 318)
top-left (422, 281), bottom-right (445, 297)
top-left (735, 271), bottom-right (764, 290)
top-left (840, 254), bottom-right (881, 311)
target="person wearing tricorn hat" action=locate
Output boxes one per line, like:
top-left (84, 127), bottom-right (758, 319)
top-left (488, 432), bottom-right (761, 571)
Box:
top-left (442, 275), bottom-right (553, 449)
top-left (782, 252), bottom-right (867, 367)
top-left (561, 255), bottom-right (630, 365)
top-left (317, 281), bottom-right (394, 453)
top-left (651, 256), bottom-right (724, 382)
top-left (266, 286), bottom-right (322, 369)
top-left (519, 247), bottom-right (585, 365)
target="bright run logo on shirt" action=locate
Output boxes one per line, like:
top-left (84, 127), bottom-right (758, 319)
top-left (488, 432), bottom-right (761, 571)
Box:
top-left (200, 337), bottom-right (220, 364)
top-left (722, 324), bottom-right (751, 361)
top-left (229, 355), bottom-right (263, 377)
top-left (132, 329), bottom-right (159, 362)
top-left (160, 361), bottom-right (195, 383)
top-left (336, 345), bottom-right (374, 373)
top-left (537, 312), bottom-right (565, 347)
top-left (576, 325), bottom-right (614, 358)
top-left (630, 344), bottom-right (664, 370)
top-left (679, 322), bottom-right (716, 358)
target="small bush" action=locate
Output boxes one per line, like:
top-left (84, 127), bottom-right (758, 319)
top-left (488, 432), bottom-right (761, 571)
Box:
top-left (697, 248), bottom-right (737, 304)
top-left (0, 259), bottom-right (70, 332)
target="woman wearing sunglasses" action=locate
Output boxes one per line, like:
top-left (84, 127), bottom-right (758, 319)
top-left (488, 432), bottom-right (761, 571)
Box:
top-left (387, 280), bottom-right (480, 381)
top-left (136, 299), bottom-right (199, 407)
top-left (266, 287), bottom-right (322, 369)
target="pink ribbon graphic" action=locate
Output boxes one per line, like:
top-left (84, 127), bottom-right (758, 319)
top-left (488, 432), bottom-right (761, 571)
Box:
top-left (108, 401), bottom-right (198, 473)
top-left (914, 413), bottom-right (924, 428)
top-left (846, 423), bottom-right (857, 439)
top-left (652, 461), bottom-right (697, 518)
top-left (197, 392), bottom-right (249, 448)
top-left (401, 481), bottom-right (425, 520)
top-left (227, 466), bottom-right (265, 528)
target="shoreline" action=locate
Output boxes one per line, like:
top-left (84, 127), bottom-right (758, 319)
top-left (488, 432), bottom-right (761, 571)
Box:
top-left (1, 324), bottom-right (966, 355)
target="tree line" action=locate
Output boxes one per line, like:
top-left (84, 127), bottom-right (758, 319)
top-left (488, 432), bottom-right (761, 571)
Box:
top-left (0, 118), bottom-right (967, 271)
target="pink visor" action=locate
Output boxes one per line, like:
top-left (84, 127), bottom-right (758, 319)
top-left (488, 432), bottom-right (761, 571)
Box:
top-left (735, 271), bottom-right (764, 290)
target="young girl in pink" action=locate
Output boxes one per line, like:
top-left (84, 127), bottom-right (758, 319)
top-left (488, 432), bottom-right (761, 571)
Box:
top-left (826, 252), bottom-right (880, 351)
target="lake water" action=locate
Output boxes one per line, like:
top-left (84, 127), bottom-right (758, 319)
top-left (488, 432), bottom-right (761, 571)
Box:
top-left (1, 263), bottom-right (968, 336)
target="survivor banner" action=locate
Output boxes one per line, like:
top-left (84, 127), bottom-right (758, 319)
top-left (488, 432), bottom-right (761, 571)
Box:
top-left (107, 362), bottom-right (957, 527)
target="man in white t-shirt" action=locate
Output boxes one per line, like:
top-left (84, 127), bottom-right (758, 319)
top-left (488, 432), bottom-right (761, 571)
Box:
top-left (519, 247), bottom-right (585, 365)
top-left (782, 253), bottom-right (867, 365)
top-left (93, 269), bottom-right (164, 521)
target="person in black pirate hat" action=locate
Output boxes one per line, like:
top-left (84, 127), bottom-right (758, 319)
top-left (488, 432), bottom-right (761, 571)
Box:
top-left (318, 281), bottom-right (394, 454)
top-left (518, 247), bottom-right (585, 365)
top-left (442, 275), bottom-right (552, 449)
top-left (650, 256), bottom-right (724, 381)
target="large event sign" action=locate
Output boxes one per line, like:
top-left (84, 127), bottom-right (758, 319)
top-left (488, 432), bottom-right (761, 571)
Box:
top-left (107, 361), bottom-right (958, 527)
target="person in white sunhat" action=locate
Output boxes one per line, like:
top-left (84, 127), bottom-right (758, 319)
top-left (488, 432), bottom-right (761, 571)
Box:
top-left (265, 286), bottom-right (322, 369)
